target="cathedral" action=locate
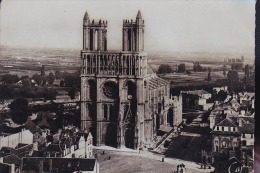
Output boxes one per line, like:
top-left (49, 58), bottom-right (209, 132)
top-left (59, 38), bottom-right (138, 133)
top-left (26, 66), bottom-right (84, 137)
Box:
top-left (80, 10), bottom-right (182, 149)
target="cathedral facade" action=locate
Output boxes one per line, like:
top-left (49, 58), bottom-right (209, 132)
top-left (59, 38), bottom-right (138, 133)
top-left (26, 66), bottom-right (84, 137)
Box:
top-left (80, 11), bottom-right (182, 149)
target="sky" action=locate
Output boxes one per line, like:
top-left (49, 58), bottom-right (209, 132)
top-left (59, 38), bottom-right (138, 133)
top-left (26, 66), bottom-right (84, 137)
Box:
top-left (0, 0), bottom-right (255, 54)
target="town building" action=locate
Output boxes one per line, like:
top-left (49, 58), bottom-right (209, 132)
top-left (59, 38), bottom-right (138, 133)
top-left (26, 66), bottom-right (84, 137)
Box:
top-left (238, 92), bottom-right (255, 109)
top-left (208, 94), bottom-right (254, 171)
top-left (181, 90), bottom-right (212, 110)
top-left (0, 129), bottom-right (33, 149)
top-left (0, 162), bottom-right (15, 173)
top-left (211, 118), bottom-right (240, 154)
top-left (213, 86), bottom-right (228, 93)
top-left (80, 11), bottom-right (182, 149)
top-left (44, 127), bottom-right (93, 158)
top-left (21, 157), bottom-right (99, 173)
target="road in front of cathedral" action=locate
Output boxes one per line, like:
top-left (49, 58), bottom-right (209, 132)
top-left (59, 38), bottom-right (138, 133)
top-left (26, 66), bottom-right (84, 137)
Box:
top-left (92, 148), bottom-right (214, 173)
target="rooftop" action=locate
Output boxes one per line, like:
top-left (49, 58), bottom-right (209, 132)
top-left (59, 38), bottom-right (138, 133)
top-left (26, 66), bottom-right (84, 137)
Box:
top-left (148, 76), bottom-right (169, 90)
top-left (22, 157), bottom-right (97, 173)
top-left (216, 118), bottom-right (236, 127)
top-left (182, 90), bottom-right (209, 96)
top-left (238, 123), bottom-right (254, 134)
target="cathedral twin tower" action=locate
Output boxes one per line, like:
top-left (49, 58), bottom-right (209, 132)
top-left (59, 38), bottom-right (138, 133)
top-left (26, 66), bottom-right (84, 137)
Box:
top-left (83, 10), bottom-right (144, 52)
top-left (81, 10), bottom-right (148, 150)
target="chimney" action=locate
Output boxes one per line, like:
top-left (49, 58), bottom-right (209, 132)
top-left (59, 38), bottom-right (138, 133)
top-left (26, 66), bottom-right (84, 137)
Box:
top-left (240, 110), bottom-right (245, 116)
top-left (9, 164), bottom-right (15, 173)
top-left (33, 142), bottom-right (38, 151)
top-left (238, 119), bottom-right (243, 127)
top-left (49, 159), bottom-right (52, 172)
top-left (38, 160), bottom-right (44, 173)
top-left (42, 131), bottom-right (47, 138)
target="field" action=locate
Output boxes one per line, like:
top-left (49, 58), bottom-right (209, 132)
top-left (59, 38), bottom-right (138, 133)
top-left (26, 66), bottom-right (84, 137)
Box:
top-left (159, 71), bottom-right (245, 88)
top-left (0, 46), bottom-right (80, 77)
top-left (0, 46), bottom-right (254, 78)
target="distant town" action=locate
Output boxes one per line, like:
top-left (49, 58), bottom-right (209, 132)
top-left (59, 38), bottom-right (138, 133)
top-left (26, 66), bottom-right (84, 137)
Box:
top-left (0, 9), bottom-right (255, 173)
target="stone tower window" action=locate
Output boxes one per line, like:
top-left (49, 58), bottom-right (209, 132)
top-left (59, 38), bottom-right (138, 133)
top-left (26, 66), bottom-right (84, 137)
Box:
top-left (102, 81), bottom-right (118, 99)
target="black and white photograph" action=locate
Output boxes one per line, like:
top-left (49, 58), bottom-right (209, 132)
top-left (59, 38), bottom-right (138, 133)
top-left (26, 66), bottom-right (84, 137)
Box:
top-left (0, 0), bottom-right (255, 172)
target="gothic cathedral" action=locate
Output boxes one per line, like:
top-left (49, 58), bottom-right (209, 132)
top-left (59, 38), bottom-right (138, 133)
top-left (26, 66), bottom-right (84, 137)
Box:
top-left (80, 11), bottom-right (182, 149)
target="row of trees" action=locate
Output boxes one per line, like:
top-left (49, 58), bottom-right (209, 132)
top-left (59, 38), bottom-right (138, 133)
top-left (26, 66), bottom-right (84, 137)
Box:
top-left (227, 69), bottom-right (255, 93)
top-left (0, 84), bottom-right (57, 100)
top-left (157, 64), bottom-right (187, 74)
top-left (157, 62), bottom-right (209, 74)
top-left (0, 74), bottom-right (19, 84)
top-left (158, 64), bottom-right (212, 81)
top-left (8, 96), bottom-right (80, 126)
top-left (170, 69), bottom-right (254, 96)
top-left (0, 68), bottom-right (80, 87)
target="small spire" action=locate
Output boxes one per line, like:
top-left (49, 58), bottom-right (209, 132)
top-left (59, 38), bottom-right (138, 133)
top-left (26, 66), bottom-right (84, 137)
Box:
top-left (84, 11), bottom-right (90, 21)
top-left (136, 10), bottom-right (142, 19)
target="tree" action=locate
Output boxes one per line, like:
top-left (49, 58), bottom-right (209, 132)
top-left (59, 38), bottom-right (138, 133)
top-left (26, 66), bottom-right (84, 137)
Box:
top-left (223, 65), bottom-right (227, 76)
top-left (60, 80), bottom-right (65, 87)
top-left (63, 73), bottom-right (78, 87)
top-left (157, 64), bottom-right (173, 74)
top-left (20, 75), bottom-right (29, 80)
top-left (217, 90), bottom-right (228, 101)
top-left (0, 85), bottom-right (14, 99)
top-left (68, 86), bottom-right (76, 99)
top-left (186, 70), bottom-right (191, 75)
top-left (1, 74), bottom-right (19, 84)
top-left (227, 70), bottom-right (239, 93)
top-left (244, 64), bottom-right (250, 76)
top-left (22, 78), bottom-right (31, 88)
top-left (193, 62), bottom-right (203, 72)
top-left (71, 70), bottom-right (81, 87)
top-left (55, 70), bottom-right (61, 79)
top-left (42, 78), bottom-right (46, 86)
top-left (42, 87), bottom-right (57, 101)
top-left (231, 63), bottom-right (243, 71)
top-left (207, 68), bottom-right (212, 82)
top-left (32, 73), bottom-right (42, 85)
top-left (177, 63), bottom-right (186, 73)
top-left (48, 72), bottom-right (55, 85)
top-left (9, 97), bottom-right (31, 124)
top-left (41, 65), bottom-right (45, 77)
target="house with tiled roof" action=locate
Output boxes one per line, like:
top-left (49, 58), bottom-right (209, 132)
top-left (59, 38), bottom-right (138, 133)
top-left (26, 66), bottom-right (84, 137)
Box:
top-left (228, 98), bottom-right (240, 111)
top-left (238, 92), bottom-right (255, 109)
top-left (83, 131), bottom-right (93, 158)
top-left (0, 129), bottom-right (33, 149)
top-left (0, 154), bottom-right (21, 172)
top-left (209, 101), bottom-right (241, 129)
top-left (44, 144), bottom-right (64, 157)
top-left (37, 119), bottom-right (51, 129)
top-left (44, 127), bottom-right (93, 159)
top-left (209, 112), bottom-right (254, 170)
top-left (0, 142), bottom-right (34, 172)
top-left (21, 157), bottom-right (99, 173)
top-left (211, 118), bottom-right (240, 154)
top-left (0, 162), bottom-right (15, 173)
